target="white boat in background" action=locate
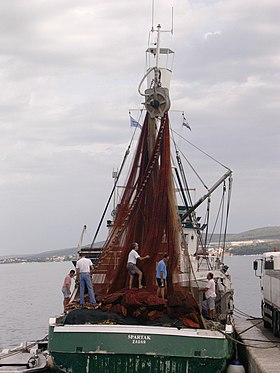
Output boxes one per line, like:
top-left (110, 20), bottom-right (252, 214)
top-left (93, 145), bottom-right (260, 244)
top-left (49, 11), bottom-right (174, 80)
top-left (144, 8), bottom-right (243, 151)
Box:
top-left (0, 340), bottom-right (49, 373)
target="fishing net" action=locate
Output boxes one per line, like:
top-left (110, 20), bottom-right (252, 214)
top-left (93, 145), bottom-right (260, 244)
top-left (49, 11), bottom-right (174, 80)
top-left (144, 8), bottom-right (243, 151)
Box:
top-left (92, 113), bottom-right (194, 300)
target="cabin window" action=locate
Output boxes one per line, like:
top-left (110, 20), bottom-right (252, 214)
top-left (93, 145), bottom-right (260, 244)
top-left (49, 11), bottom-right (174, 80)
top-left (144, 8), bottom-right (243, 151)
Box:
top-left (264, 260), bottom-right (274, 270)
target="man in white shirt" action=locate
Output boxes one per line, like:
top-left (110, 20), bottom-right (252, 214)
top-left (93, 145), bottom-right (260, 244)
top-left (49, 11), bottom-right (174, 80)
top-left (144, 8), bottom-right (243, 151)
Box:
top-left (199, 272), bottom-right (216, 320)
top-left (127, 242), bottom-right (150, 289)
top-left (76, 252), bottom-right (98, 307)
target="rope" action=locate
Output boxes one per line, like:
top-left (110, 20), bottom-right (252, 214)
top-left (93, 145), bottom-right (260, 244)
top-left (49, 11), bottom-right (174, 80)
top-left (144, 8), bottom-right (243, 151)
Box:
top-left (236, 319), bottom-right (263, 336)
top-left (234, 308), bottom-right (260, 319)
top-left (112, 115), bottom-right (167, 242)
top-left (216, 326), bottom-right (278, 349)
top-left (213, 310), bottom-right (280, 349)
top-left (171, 128), bottom-right (231, 170)
top-left (170, 133), bottom-right (207, 252)
top-left (174, 142), bottom-right (209, 190)
top-left (206, 190), bottom-right (224, 249)
top-left (91, 109), bottom-right (146, 247)
top-left (90, 144), bottom-right (131, 247)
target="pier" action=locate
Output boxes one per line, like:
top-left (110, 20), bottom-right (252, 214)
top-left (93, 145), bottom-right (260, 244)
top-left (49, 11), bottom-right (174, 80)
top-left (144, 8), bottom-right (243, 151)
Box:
top-left (235, 318), bottom-right (280, 372)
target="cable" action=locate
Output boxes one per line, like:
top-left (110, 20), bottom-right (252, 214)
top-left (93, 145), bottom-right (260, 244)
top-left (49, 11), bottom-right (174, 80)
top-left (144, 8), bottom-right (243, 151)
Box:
top-left (234, 308), bottom-right (260, 319)
top-left (171, 128), bottom-right (231, 170)
top-left (216, 327), bottom-right (278, 349)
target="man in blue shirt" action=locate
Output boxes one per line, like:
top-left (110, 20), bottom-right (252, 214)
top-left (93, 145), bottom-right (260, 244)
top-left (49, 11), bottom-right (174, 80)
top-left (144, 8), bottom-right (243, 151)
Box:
top-left (156, 254), bottom-right (169, 299)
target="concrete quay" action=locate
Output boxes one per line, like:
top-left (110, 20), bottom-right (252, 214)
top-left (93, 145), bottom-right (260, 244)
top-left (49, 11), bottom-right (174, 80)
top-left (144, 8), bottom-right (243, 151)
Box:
top-left (235, 317), bottom-right (280, 373)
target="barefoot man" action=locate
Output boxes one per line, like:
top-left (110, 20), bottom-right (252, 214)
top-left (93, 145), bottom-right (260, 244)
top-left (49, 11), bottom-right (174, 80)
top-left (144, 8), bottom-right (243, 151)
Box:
top-left (127, 242), bottom-right (150, 289)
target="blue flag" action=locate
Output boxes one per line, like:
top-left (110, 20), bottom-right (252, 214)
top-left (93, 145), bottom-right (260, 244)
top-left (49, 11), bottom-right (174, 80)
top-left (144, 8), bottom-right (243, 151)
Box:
top-left (182, 116), bottom-right (191, 131)
top-left (130, 116), bottom-right (142, 129)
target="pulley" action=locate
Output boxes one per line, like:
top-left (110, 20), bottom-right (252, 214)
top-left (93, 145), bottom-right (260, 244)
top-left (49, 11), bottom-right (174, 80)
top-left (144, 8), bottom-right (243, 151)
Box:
top-left (144, 87), bottom-right (170, 118)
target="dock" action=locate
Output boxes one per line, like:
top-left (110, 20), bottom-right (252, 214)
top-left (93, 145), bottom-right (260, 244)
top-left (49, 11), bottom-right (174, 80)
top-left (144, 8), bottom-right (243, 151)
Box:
top-left (235, 317), bottom-right (280, 373)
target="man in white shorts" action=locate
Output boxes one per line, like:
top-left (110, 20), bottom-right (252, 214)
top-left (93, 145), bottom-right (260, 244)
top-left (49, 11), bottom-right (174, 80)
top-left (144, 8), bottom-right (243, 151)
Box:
top-left (127, 242), bottom-right (150, 289)
top-left (199, 272), bottom-right (216, 320)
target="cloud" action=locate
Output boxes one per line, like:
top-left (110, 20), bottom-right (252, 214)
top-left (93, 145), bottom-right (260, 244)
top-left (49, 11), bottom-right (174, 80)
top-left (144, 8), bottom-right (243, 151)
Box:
top-left (0, 0), bottom-right (279, 256)
top-left (203, 30), bottom-right (221, 40)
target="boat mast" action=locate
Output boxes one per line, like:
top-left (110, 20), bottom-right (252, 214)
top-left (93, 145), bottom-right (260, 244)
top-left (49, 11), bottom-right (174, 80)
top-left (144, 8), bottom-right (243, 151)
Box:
top-left (141, 24), bottom-right (173, 119)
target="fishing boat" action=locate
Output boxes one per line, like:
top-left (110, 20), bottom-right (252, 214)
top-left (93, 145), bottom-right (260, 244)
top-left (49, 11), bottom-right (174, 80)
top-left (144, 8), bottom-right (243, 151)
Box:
top-left (49, 20), bottom-right (235, 373)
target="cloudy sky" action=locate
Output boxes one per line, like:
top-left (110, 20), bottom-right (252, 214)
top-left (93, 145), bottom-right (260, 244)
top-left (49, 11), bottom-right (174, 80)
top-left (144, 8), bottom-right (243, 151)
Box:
top-left (0, 0), bottom-right (279, 257)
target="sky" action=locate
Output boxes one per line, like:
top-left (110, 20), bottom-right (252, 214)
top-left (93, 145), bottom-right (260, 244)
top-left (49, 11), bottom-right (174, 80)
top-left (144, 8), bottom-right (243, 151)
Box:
top-left (0, 0), bottom-right (279, 257)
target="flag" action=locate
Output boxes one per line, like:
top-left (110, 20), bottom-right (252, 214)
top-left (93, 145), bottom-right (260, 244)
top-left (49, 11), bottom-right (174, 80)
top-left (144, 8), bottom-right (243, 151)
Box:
top-left (182, 116), bottom-right (191, 130)
top-left (130, 115), bottom-right (142, 129)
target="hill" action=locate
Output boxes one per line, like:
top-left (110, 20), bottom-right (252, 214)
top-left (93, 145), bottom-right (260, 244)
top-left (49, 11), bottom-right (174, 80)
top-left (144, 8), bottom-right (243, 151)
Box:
top-left (226, 226), bottom-right (280, 241)
top-left (0, 242), bottom-right (103, 261)
top-left (0, 227), bottom-right (279, 261)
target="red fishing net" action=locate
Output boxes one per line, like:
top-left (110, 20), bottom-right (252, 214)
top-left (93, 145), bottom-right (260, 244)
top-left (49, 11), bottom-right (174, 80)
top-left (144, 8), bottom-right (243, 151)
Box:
top-left (93, 113), bottom-right (193, 300)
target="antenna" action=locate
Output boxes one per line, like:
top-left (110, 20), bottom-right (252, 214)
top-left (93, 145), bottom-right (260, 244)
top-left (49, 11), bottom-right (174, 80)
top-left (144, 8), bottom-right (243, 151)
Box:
top-left (150, 0), bottom-right (174, 35)
top-left (151, 0), bottom-right (155, 31)
top-left (171, 6), bottom-right (174, 35)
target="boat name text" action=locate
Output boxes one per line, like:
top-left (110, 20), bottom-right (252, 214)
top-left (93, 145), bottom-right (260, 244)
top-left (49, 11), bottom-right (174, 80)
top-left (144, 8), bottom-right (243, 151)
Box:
top-left (128, 334), bottom-right (151, 344)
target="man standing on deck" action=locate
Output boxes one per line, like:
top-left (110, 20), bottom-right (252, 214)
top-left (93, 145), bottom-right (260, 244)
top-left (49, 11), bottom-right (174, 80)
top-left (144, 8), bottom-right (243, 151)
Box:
top-left (199, 272), bottom-right (216, 320)
top-left (127, 242), bottom-right (150, 289)
top-left (156, 254), bottom-right (169, 299)
top-left (76, 252), bottom-right (98, 307)
top-left (62, 269), bottom-right (75, 312)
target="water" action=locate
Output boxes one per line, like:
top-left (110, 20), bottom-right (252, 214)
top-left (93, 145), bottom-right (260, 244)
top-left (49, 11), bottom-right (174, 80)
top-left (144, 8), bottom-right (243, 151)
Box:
top-left (224, 255), bottom-right (262, 318)
top-left (0, 261), bottom-right (72, 349)
top-left (0, 256), bottom-right (262, 349)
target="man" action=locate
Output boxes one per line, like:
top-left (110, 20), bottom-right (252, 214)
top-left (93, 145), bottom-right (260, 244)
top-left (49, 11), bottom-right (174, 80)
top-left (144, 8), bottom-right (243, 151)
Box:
top-left (127, 242), bottom-right (150, 289)
top-left (62, 269), bottom-right (75, 312)
top-left (199, 272), bottom-right (216, 320)
top-left (156, 254), bottom-right (169, 299)
top-left (76, 252), bottom-right (98, 307)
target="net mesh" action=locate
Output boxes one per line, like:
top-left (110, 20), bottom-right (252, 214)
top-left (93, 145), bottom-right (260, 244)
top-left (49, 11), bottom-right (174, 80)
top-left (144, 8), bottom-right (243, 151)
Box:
top-left (93, 113), bottom-right (194, 299)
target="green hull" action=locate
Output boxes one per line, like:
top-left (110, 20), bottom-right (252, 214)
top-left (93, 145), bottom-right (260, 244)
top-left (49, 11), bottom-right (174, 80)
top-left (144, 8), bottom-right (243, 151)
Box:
top-left (49, 323), bottom-right (234, 373)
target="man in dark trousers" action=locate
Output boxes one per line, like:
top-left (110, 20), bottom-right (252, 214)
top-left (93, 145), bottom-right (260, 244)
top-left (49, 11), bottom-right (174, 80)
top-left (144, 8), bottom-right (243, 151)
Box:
top-left (156, 254), bottom-right (169, 299)
top-left (76, 252), bottom-right (99, 307)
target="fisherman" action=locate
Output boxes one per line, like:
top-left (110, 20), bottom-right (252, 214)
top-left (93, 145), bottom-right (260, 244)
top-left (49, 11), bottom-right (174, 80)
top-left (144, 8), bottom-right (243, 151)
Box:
top-left (127, 242), bottom-right (150, 289)
top-left (76, 252), bottom-right (99, 308)
top-left (62, 269), bottom-right (75, 312)
top-left (199, 272), bottom-right (216, 320)
top-left (156, 254), bottom-right (169, 299)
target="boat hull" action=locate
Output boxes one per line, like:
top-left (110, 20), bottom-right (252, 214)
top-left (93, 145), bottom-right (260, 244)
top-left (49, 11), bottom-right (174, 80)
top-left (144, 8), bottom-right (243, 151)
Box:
top-left (49, 323), bottom-right (233, 373)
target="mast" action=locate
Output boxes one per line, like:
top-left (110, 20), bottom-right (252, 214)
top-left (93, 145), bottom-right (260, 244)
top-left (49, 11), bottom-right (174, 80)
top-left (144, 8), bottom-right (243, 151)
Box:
top-left (140, 24), bottom-right (173, 119)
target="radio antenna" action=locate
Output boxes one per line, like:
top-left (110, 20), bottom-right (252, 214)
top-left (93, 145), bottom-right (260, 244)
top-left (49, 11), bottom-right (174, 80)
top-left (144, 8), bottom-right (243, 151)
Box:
top-left (151, 0), bottom-right (155, 31)
top-left (151, 0), bottom-right (174, 34)
top-left (171, 6), bottom-right (174, 34)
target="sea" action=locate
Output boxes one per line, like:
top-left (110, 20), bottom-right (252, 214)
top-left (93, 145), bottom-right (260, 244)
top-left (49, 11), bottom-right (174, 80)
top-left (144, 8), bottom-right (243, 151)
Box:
top-left (0, 255), bottom-right (262, 349)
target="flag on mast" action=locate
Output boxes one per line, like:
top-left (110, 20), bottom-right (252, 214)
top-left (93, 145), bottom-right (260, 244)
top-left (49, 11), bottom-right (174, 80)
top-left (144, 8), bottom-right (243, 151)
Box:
top-left (130, 115), bottom-right (142, 129)
top-left (182, 116), bottom-right (191, 130)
